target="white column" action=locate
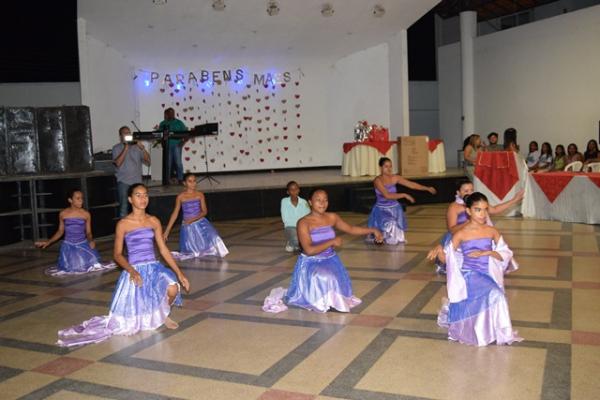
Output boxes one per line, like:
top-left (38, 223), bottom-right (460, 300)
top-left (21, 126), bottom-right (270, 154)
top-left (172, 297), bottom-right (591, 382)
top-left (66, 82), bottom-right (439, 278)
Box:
top-left (460, 11), bottom-right (477, 139)
top-left (388, 30), bottom-right (410, 137)
top-left (77, 18), bottom-right (89, 106)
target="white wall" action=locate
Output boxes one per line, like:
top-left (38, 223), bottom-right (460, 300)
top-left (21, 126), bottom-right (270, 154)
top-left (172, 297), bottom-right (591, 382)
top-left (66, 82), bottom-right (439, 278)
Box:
top-left (474, 5), bottom-right (600, 153)
top-left (79, 31), bottom-right (137, 152)
top-left (438, 5), bottom-right (600, 162)
top-left (409, 81), bottom-right (439, 138)
top-left (327, 43), bottom-right (391, 162)
top-left (0, 82), bottom-right (81, 107)
top-left (437, 42), bottom-right (462, 167)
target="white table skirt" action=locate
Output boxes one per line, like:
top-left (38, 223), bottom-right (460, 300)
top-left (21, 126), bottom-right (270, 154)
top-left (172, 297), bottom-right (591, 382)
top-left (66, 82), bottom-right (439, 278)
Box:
top-left (342, 145), bottom-right (398, 176)
top-left (428, 143), bottom-right (446, 173)
top-left (473, 153), bottom-right (528, 217)
top-left (522, 175), bottom-right (600, 224)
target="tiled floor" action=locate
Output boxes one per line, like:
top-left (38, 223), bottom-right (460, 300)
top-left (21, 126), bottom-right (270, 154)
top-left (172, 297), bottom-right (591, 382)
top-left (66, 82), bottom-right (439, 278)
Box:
top-left (0, 205), bottom-right (598, 399)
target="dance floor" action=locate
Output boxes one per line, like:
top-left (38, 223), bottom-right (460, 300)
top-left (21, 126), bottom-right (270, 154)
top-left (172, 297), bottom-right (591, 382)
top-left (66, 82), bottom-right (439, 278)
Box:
top-left (0, 205), bottom-right (598, 399)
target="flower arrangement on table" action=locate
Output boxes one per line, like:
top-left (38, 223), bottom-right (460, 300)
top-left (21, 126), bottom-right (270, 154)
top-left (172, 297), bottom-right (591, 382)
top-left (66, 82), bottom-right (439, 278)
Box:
top-left (353, 120), bottom-right (389, 143)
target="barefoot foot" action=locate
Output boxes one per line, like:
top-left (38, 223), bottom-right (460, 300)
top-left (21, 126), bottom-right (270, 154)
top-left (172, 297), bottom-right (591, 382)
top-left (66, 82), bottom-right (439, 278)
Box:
top-left (165, 317), bottom-right (179, 329)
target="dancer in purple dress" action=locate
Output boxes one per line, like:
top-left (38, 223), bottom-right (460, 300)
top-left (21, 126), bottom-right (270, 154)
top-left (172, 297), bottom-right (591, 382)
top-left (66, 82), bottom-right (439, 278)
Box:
top-left (57, 184), bottom-right (190, 347)
top-left (263, 189), bottom-right (383, 313)
top-left (367, 157), bottom-right (436, 244)
top-left (164, 173), bottom-right (228, 259)
top-left (430, 180), bottom-right (523, 273)
top-left (35, 189), bottom-right (115, 276)
top-left (435, 192), bottom-right (522, 346)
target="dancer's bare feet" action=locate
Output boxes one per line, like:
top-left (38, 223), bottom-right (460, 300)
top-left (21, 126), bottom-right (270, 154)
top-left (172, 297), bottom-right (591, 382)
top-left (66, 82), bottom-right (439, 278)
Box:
top-left (165, 317), bottom-right (179, 329)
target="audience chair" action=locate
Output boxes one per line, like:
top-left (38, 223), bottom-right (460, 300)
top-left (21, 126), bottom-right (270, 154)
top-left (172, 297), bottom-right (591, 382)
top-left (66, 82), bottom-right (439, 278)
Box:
top-left (564, 161), bottom-right (583, 172)
top-left (585, 162), bottom-right (600, 172)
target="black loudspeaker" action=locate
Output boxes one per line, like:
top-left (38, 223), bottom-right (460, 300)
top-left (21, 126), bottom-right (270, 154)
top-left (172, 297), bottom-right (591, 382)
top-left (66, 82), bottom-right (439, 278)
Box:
top-left (504, 127), bottom-right (517, 146)
top-left (64, 106), bottom-right (93, 172)
top-left (0, 108), bottom-right (6, 175)
top-left (36, 108), bottom-right (67, 173)
top-left (6, 108), bottom-right (39, 175)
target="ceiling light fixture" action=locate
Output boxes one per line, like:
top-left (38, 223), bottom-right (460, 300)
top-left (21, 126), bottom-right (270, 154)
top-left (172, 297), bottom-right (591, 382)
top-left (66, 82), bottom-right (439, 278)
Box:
top-left (321, 3), bottom-right (334, 17)
top-left (267, 1), bottom-right (280, 16)
top-left (372, 4), bottom-right (385, 17)
top-left (152, 0), bottom-right (167, 5)
top-left (212, 0), bottom-right (226, 11)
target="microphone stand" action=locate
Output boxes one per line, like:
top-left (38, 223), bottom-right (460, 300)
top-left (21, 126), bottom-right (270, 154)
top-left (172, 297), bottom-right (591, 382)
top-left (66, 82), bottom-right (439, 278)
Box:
top-left (131, 121), bottom-right (151, 184)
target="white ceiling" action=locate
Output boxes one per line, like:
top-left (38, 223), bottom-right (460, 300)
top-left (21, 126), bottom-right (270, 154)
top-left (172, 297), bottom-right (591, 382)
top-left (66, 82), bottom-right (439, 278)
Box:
top-left (79, 0), bottom-right (439, 66)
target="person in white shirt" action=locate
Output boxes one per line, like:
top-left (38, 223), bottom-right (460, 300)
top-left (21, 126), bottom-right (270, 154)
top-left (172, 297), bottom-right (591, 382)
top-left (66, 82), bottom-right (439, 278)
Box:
top-left (526, 141), bottom-right (541, 170)
top-left (281, 181), bottom-right (310, 252)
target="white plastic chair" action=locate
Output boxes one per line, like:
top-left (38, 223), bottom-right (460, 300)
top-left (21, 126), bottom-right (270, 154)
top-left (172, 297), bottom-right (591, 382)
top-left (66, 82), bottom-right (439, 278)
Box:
top-left (585, 162), bottom-right (600, 172)
top-left (564, 161), bottom-right (583, 172)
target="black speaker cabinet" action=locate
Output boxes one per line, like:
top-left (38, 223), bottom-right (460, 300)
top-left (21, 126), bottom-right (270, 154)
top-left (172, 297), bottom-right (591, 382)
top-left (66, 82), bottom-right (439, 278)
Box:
top-left (0, 108), bottom-right (6, 175)
top-left (64, 106), bottom-right (93, 172)
top-left (36, 107), bottom-right (67, 173)
top-left (6, 107), bottom-right (39, 175)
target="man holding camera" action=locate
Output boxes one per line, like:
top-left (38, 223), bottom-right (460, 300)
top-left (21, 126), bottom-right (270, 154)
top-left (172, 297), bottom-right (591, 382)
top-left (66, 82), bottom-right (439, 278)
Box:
top-left (112, 126), bottom-right (151, 218)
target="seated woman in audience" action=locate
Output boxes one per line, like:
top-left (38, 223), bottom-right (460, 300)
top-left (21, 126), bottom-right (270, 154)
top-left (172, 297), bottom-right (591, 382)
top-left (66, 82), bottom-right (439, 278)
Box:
top-left (533, 142), bottom-right (553, 172)
top-left (526, 141), bottom-right (540, 170)
top-left (566, 143), bottom-right (584, 165)
top-left (552, 145), bottom-right (567, 171)
top-left (463, 134), bottom-right (482, 181)
top-left (583, 139), bottom-right (600, 165)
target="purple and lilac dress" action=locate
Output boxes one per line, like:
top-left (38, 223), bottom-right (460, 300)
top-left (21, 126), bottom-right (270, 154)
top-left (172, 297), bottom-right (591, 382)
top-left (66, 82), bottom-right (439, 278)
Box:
top-left (57, 227), bottom-right (182, 347)
top-left (46, 218), bottom-right (115, 276)
top-left (263, 226), bottom-right (361, 313)
top-left (437, 236), bottom-right (522, 346)
top-left (172, 199), bottom-right (228, 260)
top-left (367, 183), bottom-right (407, 244)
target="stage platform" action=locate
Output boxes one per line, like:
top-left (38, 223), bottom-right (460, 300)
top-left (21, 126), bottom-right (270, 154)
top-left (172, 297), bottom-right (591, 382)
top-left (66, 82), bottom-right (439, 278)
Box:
top-left (145, 167), bottom-right (467, 224)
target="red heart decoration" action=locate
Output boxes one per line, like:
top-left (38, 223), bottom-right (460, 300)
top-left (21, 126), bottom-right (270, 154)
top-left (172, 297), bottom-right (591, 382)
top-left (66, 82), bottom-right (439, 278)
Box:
top-left (265, 106), bottom-right (270, 110)
top-left (190, 117), bottom-right (195, 121)
top-left (258, 139), bottom-right (263, 144)
top-left (295, 94), bottom-right (300, 99)
top-left (185, 157), bottom-right (190, 161)
top-left (230, 132), bottom-right (235, 136)
top-left (268, 148), bottom-right (272, 153)
top-left (258, 128), bottom-right (262, 132)
top-left (284, 147), bottom-right (289, 151)
top-left (274, 123), bottom-right (278, 127)
top-left (170, 93), bottom-right (174, 97)
top-left (277, 156), bottom-right (281, 160)
top-left (169, 83), bottom-right (174, 87)
top-left (210, 159), bottom-right (215, 163)
top-left (256, 98), bottom-right (261, 103)
top-left (245, 151), bottom-right (250, 155)
top-left (189, 95), bottom-right (193, 99)
top-left (281, 99), bottom-right (287, 104)
top-left (283, 127), bottom-right (288, 131)
top-left (281, 83), bottom-right (286, 88)
top-left (296, 125), bottom-right (300, 129)
top-left (297, 135), bottom-right (302, 139)
top-left (192, 150), bottom-right (197, 154)
top-left (260, 158), bottom-right (264, 162)
top-left (184, 147), bottom-right (190, 151)
top-left (176, 102), bottom-right (180, 106)
top-left (160, 88), bottom-right (165, 93)
top-left (233, 157), bottom-right (238, 161)
top-left (161, 103), bottom-right (165, 108)
top-left (238, 134), bottom-right (242, 137)
top-left (296, 113), bottom-right (300, 118)
top-left (267, 137), bottom-right (272, 142)
top-left (283, 135), bottom-right (288, 140)
top-left (240, 149), bottom-right (245, 154)
top-left (285, 158), bottom-right (288, 161)
top-left (246, 84), bottom-right (251, 88)
top-left (295, 82), bottom-right (299, 86)
top-left (264, 96), bottom-right (270, 100)
top-left (295, 104), bottom-right (300, 108)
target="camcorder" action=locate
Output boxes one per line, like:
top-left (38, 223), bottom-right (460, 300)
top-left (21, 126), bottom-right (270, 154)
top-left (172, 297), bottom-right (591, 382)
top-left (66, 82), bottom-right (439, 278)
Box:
top-left (123, 134), bottom-right (137, 144)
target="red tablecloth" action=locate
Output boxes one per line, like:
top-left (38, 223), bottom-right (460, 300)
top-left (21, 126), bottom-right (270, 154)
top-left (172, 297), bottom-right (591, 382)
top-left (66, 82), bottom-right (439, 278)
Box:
top-left (533, 172), bottom-right (600, 202)
top-left (428, 139), bottom-right (443, 152)
top-left (343, 141), bottom-right (396, 155)
top-left (474, 152), bottom-right (519, 200)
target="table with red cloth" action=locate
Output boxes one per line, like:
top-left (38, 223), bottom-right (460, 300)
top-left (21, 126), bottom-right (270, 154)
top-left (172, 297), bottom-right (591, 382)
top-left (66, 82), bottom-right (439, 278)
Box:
top-left (522, 171), bottom-right (600, 224)
top-left (428, 139), bottom-right (446, 173)
top-left (473, 151), bottom-right (528, 216)
top-left (342, 141), bottom-right (398, 176)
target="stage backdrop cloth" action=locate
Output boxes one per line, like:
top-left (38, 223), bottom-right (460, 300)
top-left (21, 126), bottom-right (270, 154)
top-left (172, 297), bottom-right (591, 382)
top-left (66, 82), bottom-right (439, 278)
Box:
top-left (522, 172), bottom-right (600, 224)
top-left (474, 152), bottom-right (527, 216)
top-left (428, 140), bottom-right (446, 173)
top-left (342, 142), bottom-right (398, 176)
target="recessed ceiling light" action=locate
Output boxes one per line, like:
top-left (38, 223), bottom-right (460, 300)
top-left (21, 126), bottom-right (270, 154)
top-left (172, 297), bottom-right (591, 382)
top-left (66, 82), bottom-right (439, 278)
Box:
top-left (192, 44), bottom-right (198, 48)
top-left (153, 0), bottom-right (167, 5)
top-left (147, 24), bottom-right (154, 29)
top-left (267, 0), bottom-right (280, 16)
top-left (321, 3), bottom-right (334, 17)
top-left (212, 0), bottom-right (226, 11)
top-left (372, 4), bottom-right (385, 17)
